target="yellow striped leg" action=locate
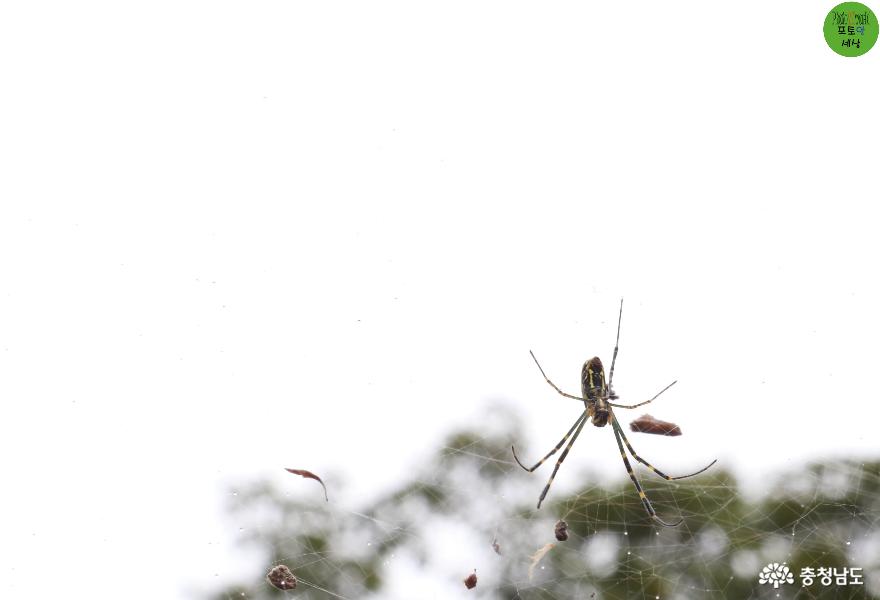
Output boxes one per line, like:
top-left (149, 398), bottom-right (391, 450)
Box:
top-left (608, 380), bottom-right (677, 410)
top-left (512, 412), bottom-right (587, 473)
top-left (611, 415), bottom-right (717, 480)
top-left (529, 351), bottom-right (585, 402)
top-left (607, 298), bottom-right (624, 387)
top-left (611, 421), bottom-right (682, 527)
top-left (526, 415), bottom-right (589, 509)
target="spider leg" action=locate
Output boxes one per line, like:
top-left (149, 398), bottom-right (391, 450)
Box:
top-left (611, 418), bottom-right (682, 527)
top-left (610, 415), bottom-right (717, 480)
top-left (607, 298), bottom-right (623, 388)
top-left (608, 379), bottom-right (678, 408)
top-left (530, 350), bottom-right (585, 402)
top-left (532, 415), bottom-right (589, 509)
top-left (512, 412), bottom-right (587, 472)
top-left (608, 380), bottom-right (677, 409)
top-left (535, 416), bottom-right (588, 509)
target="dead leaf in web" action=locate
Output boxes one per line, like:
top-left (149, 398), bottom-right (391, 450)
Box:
top-left (492, 537), bottom-right (502, 555)
top-left (629, 414), bottom-right (682, 436)
top-left (267, 564), bottom-right (297, 590)
top-left (285, 468), bottom-right (329, 501)
top-left (528, 543), bottom-right (556, 581)
top-left (554, 519), bottom-right (568, 541)
top-left (463, 569), bottom-right (478, 589)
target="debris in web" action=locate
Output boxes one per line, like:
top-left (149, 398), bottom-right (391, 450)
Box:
top-left (285, 468), bottom-right (329, 501)
top-left (629, 414), bottom-right (682, 436)
top-left (491, 537), bottom-right (502, 555)
top-left (528, 543), bottom-right (556, 581)
top-left (463, 569), bottom-right (478, 589)
top-left (267, 564), bottom-right (298, 590)
top-left (554, 519), bottom-right (569, 541)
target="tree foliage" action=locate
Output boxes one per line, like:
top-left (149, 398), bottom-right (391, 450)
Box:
top-left (211, 410), bottom-right (879, 599)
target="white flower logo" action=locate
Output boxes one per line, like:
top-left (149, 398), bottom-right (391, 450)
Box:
top-left (758, 562), bottom-right (794, 588)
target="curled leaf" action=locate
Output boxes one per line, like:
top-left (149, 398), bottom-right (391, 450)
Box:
top-left (285, 468), bottom-right (329, 501)
top-left (528, 543), bottom-right (555, 581)
top-left (629, 414), bottom-right (682, 436)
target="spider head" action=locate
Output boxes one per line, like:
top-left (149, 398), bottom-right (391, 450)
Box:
top-left (590, 402), bottom-right (610, 427)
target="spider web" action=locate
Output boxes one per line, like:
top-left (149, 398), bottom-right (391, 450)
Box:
top-left (209, 404), bottom-right (880, 600)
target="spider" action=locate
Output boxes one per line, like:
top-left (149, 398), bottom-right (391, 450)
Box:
top-left (512, 299), bottom-right (716, 527)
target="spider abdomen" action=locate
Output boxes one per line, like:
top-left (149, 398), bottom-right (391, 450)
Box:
top-left (582, 356), bottom-right (611, 426)
top-left (581, 356), bottom-right (607, 399)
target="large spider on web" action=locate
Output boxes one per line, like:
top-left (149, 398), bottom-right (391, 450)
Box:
top-left (512, 299), bottom-right (717, 527)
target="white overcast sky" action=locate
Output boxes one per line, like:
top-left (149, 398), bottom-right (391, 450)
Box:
top-left (1, 1), bottom-right (878, 598)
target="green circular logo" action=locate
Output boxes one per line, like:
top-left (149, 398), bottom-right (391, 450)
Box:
top-left (824, 2), bottom-right (879, 56)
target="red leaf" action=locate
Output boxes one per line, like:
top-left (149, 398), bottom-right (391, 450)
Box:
top-left (285, 468), bottom-right (329, 501)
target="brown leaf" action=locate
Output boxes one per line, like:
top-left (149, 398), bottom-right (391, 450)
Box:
top-left (267, 564), bottom-right (297, 590)
top-left (285, 468), bottom-right (329, 501)
top-left (629, 414), bottom-right (682, 436)
top-left (554, 519), bottom-right (568, 541)
top-left (528, 543), bottom-right (555, 581)
top-left (464, 570), bottom-right (478, 589)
